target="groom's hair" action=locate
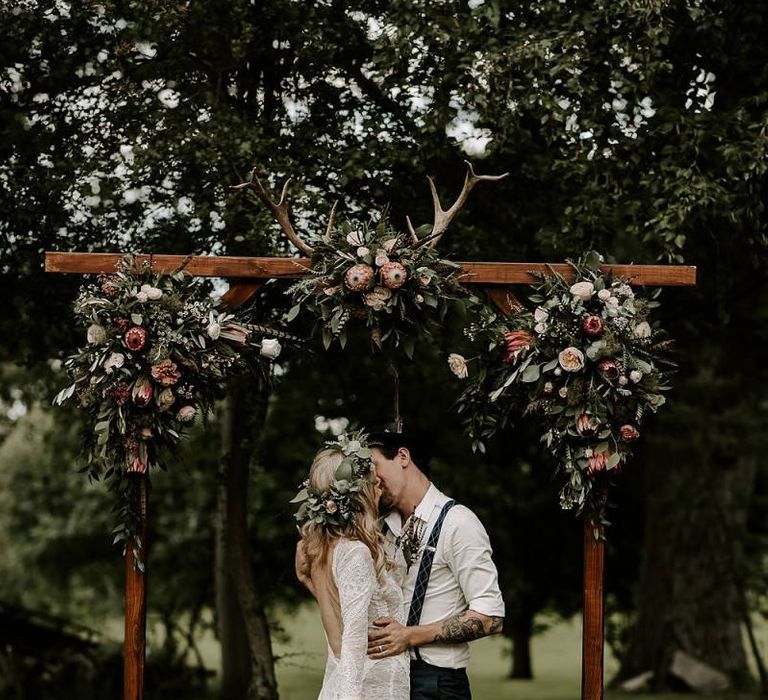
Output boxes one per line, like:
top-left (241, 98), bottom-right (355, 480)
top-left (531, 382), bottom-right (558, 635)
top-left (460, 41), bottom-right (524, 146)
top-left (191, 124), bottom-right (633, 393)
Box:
top-left (368, 430), bottom-right (432, 478)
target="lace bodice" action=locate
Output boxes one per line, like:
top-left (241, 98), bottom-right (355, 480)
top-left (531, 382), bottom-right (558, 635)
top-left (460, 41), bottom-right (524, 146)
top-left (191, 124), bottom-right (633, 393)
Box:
top-left (317, 539), bottom-right (409, 700)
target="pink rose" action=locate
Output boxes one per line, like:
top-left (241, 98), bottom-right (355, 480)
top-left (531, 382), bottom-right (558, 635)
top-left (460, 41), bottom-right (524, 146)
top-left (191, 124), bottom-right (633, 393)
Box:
top-left (558, 347), bottom-right (585, 372)
top-left (620, 424), bottom-right (640, 442)
top-left (177, 405), bottom-right (196, 422)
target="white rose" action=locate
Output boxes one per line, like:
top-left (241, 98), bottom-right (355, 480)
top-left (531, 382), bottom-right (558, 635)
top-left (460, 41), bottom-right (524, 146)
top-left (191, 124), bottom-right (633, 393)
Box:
top-left (103, 352), bottom-right (125, 372)
top-left (629, 370), bottom-right (643, 383)
top-left (374, 251), bottom-right (390, 267)
top-left (177, 405), bottom-right (196, 422)
top-left (448, 353), bottom-right (468, 379)
top-left (558, 346), bottom-right (585, 372)
top-left (534, 322), bottom-right (547, 335)
top-left (543, 382), bottom-right (554, 394)
top-left (534, 307), bottom-right (549, 323)
top-left (607, 296), bottom-right (619, 306)
top-left (618, 376), bottom-right (629, 386)
top-left (260, 338), bottom-right (282, 360)
top-left (135, 291), bottom-right (149, 303)
top-left (554, 368), bottom-right (563, 377)
top-left (558, 386), bottom-right (569, 398)
top-left (141, 284), bottom-right (163, 300)
top-left (87, 324), bottom-right (107, 344)
top-left (415, 294), bottom-right (424, 304)
top-left (633, 321), bottom-right (652, 339)
top-left (357, 246), bottom-right (370, 258)
top-left (570, 281), bottom-right (595, 301)
top-left (207, 322), bottom-right (221, 340)
top-left (597, 289), bottom-right (612, 301)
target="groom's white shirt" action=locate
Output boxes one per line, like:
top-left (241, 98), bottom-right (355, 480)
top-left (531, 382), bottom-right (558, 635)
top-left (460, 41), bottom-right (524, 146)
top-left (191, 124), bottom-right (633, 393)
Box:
top-left (383, 483), bottom-right (504, 669)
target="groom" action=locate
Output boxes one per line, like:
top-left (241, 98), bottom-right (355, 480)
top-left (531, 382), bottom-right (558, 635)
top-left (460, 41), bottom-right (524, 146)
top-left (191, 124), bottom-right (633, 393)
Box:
top-left (366, 431), bottom-right (504, 700)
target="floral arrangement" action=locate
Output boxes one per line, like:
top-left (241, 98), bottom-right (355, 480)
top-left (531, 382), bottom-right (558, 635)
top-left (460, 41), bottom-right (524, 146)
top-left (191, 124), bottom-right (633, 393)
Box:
top-left (286, 217), bottom-right (478, 357)
top-left (53, 255), bottom-right (286, 548)
top-left (291, 430), bottom-right (374, 528)
top-left (454, 252), bottom-right (675, 520)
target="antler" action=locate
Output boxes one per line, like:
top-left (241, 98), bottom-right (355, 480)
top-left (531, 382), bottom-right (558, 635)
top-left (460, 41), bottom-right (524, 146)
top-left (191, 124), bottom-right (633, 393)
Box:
top-left (229, 168), bottom-right (314, 256)
top-left (412, 160), bottom-right (509, 249)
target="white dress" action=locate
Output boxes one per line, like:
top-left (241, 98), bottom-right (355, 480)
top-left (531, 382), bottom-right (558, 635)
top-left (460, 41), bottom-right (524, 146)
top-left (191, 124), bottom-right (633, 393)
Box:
top-left (318, 539), bottom-right (410, 700)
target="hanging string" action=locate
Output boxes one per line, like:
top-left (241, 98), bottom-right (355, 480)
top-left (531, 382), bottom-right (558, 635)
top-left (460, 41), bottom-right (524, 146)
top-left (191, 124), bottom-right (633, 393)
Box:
top-left (390, 361), bottom-right (403, 433)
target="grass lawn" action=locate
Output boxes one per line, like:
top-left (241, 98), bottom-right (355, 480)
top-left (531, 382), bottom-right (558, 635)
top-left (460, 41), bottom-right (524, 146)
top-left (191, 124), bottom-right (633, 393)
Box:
top-left (252, 604), bottom-right (761, 700)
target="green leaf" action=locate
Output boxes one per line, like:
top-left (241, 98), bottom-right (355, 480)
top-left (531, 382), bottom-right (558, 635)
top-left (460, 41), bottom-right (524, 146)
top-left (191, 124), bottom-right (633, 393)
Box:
top-left (289, 488), bottom-right (308, 504)
top-left (131, 313), bottom-right (143, 325)
top-left (521, 364), bottom-right (540, 383)
top-left (286, 304), bottom-right (301, 322)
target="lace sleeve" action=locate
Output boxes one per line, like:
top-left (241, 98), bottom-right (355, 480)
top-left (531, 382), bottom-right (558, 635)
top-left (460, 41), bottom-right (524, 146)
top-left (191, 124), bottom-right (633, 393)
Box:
top-left (333, 540), bottom-right (376, 700)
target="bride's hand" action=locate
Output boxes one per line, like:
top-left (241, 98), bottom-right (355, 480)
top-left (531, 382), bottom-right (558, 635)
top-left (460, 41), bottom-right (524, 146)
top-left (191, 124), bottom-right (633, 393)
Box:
top-left (367, 617), bottom-right (410, 659)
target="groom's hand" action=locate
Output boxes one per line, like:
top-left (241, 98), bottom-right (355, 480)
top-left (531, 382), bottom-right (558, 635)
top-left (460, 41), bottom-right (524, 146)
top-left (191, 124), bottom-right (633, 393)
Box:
top-left (367, 617), bottom-right (411, 659)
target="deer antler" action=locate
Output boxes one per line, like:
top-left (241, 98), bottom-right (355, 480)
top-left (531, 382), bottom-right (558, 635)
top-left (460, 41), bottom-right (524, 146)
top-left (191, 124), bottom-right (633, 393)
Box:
top-left (412, 160), bottom-right (509, 249)
top-left (229, 168), bottom-right (314, 256)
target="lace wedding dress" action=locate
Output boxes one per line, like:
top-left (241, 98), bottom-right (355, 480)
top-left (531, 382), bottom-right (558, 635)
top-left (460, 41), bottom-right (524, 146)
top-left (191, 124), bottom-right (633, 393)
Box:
top-left (318, 538), bottom-right (410, 700)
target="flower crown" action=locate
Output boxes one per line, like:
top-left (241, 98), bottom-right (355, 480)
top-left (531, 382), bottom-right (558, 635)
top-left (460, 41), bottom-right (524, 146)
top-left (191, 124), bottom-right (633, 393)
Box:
top-left (291, 430), bottom-right (374, 528)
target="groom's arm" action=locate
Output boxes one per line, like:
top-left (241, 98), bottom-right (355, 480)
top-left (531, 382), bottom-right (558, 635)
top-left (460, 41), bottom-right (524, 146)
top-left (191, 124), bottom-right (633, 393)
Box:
top-left (367, 610), bottom-right (503, 658)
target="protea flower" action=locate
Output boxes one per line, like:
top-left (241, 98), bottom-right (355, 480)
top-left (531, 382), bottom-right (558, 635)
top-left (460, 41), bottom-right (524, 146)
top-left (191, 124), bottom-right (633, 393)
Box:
top-left (380, 261), bottom-right (408, 289)
top-left (344, 264), bottom-right (374, 291)
top-left (576, 413), bottom-right (599, 436)
top-left (597, 358), bottom-right (619, 379)
top-left (503, 330), bottom-right (534, 363)
top-left (124, 326), bottom-right (148, 352)
top-left (586, 450), bottom-right (609, 475)
top-left (125, 438), bottom-right (148, 474)
top-left (582, 315), bottom-right (603, 337)
top-left (131, 377), bottom-right (154, 407)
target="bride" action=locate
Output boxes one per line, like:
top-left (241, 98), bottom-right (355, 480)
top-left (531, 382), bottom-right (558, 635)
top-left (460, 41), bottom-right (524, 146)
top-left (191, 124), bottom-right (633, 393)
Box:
top-left (293, 432), bottom-right (409, 700)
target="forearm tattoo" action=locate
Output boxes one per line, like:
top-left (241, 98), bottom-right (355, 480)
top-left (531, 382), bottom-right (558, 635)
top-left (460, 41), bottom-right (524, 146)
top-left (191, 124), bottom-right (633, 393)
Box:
top-left (433, 613), bottom-right (504, 644)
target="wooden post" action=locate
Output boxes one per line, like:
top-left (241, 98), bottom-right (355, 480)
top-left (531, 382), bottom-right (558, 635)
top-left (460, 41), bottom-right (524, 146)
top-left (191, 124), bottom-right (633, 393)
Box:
top-left (124, 476), bottom-right (149, 700)
top-left (582, 517), bottom-right (605, 700)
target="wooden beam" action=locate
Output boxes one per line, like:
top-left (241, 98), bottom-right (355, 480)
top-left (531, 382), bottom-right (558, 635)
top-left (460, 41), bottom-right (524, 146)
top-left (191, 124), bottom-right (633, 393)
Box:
top-left (124, 477), bottom-right (148, 700)
top-left (45, 252), bottom-right (697, 286)
top-left (582, 519), bottom-right (605, 700)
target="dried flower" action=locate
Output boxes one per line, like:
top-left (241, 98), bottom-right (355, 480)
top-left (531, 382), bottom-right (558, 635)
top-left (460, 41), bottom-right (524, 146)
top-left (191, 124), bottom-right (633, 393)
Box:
top-left (629, 369), bottom-right (643, 383)
top-left (448, 353), bottom-right (468, 379)
top-left (207, 322), bottom-right (221, 340)
top-left (558, 386), bottom-right (569, 398)
top-left (112, 382), bottom-right (131, 406)
top-left (151, 359), bottom-right (181, 386)
top-left (543, 382), bottom-right (554, 394)
top-left (156, 388), bottom-right (176, 411)
top-left (325, 500), bottom-right (338, 514)
top-left (99, 275), bottom-right (120, 297)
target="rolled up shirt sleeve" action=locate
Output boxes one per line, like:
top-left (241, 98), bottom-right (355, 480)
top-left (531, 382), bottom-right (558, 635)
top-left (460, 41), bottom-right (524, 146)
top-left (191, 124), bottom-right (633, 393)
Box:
top-left (443, 507), bottom-right (505, 618)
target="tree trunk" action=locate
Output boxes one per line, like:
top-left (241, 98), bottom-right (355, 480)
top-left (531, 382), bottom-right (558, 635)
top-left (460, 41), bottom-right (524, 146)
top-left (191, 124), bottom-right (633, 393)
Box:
top-left (508, 610), bottom-right (534, 679)
top-left (218, 378), bottom-right (279, 700)
top-left (618, 430), bottom-right (756, 690)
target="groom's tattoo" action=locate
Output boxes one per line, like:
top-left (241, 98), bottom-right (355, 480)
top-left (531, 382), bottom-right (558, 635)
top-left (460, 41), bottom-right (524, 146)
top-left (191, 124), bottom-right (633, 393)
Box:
top-left (489, 616), bottom-right (504, 634)
top-left (433, 612), bottom-right (503, 644)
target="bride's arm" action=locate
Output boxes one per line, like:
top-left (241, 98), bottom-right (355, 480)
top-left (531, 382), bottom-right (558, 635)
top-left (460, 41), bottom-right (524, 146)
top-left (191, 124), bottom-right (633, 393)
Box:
top-left (335, 542), bottom-right (376, 700)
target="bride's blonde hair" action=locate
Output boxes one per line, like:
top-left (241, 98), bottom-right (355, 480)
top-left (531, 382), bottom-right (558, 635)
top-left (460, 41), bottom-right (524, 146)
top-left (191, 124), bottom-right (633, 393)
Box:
top-left (298, 446), bottom-right (388, 584)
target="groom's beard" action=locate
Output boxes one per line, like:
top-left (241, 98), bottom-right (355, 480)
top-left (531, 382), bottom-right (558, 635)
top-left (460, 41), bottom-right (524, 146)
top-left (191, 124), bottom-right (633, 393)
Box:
top-left (379, 491), bottom-right (396, 514)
